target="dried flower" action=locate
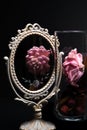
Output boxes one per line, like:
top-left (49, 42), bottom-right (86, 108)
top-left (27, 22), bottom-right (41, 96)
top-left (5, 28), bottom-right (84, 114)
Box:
top-left (25, 45), bottom-right (51, 76)
top-left (60, 105), bottom-right (69, 114)
top-left (63, 48), bottom-right (85, 87)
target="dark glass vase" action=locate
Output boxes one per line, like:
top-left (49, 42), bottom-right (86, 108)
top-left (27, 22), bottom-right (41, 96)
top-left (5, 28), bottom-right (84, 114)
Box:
top-left (54, 30), bottom-right (87, 121)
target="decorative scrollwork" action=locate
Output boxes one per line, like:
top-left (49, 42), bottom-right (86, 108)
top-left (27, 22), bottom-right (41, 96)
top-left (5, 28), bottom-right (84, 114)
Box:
top-left (24, 91), bottom-right (49, 100)
top-left (9, 23), bottom-right (50, 50)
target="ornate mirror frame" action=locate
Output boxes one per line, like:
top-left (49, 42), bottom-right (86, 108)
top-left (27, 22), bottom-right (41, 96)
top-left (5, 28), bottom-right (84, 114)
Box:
top-left (4, 23), bottom-right (62, 130)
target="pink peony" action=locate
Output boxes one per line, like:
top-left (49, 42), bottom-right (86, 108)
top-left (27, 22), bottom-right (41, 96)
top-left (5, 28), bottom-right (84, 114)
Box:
top-left (63, 48), bottom-right (85, 87)
top-left (25, 45), bottom-right (51, 76)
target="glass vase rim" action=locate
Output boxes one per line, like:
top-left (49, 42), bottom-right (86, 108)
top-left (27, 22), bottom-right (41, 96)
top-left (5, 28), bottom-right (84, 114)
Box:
top-left (54, 30), bottom-right (87, 34)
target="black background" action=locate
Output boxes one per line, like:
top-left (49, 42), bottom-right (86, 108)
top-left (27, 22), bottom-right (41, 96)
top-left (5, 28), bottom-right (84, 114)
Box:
top-left (0, 0), bottom-right (87, 129)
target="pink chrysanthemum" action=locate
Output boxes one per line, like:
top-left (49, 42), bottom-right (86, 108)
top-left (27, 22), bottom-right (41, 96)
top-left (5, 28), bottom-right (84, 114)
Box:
top-left (25, 45), bottom-right (51, 76)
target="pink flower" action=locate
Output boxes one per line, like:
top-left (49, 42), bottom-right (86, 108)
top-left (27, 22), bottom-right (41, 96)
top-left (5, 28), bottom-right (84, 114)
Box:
top-left (25, 45), bottom-right (51, 76)
top-left (63, 48), bottom-right (85, 87)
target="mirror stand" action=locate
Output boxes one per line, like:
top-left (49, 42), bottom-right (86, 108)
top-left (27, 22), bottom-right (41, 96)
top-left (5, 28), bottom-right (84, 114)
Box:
top-left (20, 104), bottom-right (56, 130)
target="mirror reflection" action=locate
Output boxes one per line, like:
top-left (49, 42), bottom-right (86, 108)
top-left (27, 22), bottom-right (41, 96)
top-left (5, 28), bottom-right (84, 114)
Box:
top-left (14, 34), bottom-right (54, 91)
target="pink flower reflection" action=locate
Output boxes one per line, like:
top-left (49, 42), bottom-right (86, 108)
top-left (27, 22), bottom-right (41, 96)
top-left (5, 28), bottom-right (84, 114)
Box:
top-left (25, 45), bottom-right (51, 76)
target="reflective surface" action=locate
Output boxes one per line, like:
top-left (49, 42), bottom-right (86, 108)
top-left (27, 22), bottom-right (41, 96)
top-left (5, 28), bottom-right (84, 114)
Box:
top-left (14, 34), bottom-right (54, 91)
top-left (54, 30), bottom-right (87, 121)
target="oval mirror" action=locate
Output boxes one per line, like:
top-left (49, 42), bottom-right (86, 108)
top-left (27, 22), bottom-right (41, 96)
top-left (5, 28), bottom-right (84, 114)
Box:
top-left (8, 23), bottom-right (60, 100)
top-left (4, 23), bottom-right (62, 130)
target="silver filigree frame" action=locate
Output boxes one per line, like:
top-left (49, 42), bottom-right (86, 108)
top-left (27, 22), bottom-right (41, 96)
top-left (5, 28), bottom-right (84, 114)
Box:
top-left (6, 23), bottom-right (61, 101)
top-left (4, 23), bottom-right (63, 130)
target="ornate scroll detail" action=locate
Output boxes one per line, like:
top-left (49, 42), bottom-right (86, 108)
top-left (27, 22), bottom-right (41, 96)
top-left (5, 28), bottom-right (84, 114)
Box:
top-left (24, 91), bottom-right (49, 100)
top-left (9, 23), bottom-right (49, 50)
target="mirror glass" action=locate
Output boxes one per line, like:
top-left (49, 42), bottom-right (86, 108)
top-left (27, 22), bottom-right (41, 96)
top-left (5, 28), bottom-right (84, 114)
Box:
top-left (14, 34), bottom-right (54, 91)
